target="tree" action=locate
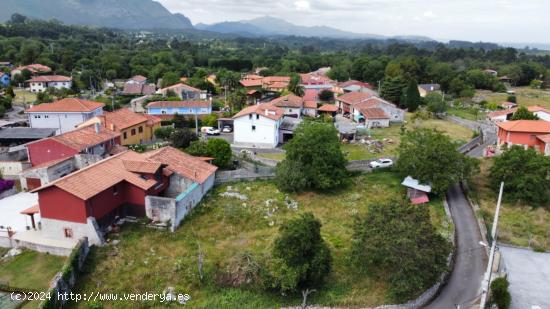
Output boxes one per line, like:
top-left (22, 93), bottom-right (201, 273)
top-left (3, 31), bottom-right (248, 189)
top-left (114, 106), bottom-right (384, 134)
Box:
top-left (352, 200), bottom-right (450, 302)
top-left (276, 121), bottom-right (348, 192)
top-left (205, 138), bottom-right (232, 168)
top-left (161, 72), bottom-right (180, 88)
top-left (185, 140), bottom-right (208, 157)
top-left (490, 277), bottom-right (511, 309)
top-left (489, 146), bottom-right (550, 205)
top-left (288, 74), bottom-right (305, 97)
top-left (396, 129), bottom-right (479, 194)
top-left (400, 80), bottom-right (421, 112)
top-left (426, 92), bottom-right (447, 114)
top-left (170, 128), bottom-right (197, 149)
top-left (318, 90), bottom-right (334, 102)
top-left (6, 86), bottom-right (15, 98)
top-left (154, 126), bottom-right (174, 140)
top-left (380, 76), bottom-right (406, 106)
top-left (270, 213), bottom-right (332, 293)
top-left (511, 106), bottom-right (538, 120)
top-left (507, 95), bottom-right (517, 103)
top-left (202, 114), bottom-right (219, 127)
top-left (227, 89), bottom-right (247, 112)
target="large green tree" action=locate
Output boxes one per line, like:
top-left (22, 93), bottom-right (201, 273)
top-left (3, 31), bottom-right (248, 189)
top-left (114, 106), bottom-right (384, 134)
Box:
top-left (400, 79), bottom-right (421, 112)
top-left (396, 129), bottom-right (479, 194)
top-left (380, 76), bottom-right (407, 106)
top-left (276, 121), bottom-right (348, 192)
top-left (511, 106), bottom-right (538, 120)
top-left (352, 200), bottom-right (450, 302)
top-left (270, 213), bottom-right (332, 293)
top-left (205, 138), bottom-right (232, 168)
top-left (489, 146), bottom-right (550, 205)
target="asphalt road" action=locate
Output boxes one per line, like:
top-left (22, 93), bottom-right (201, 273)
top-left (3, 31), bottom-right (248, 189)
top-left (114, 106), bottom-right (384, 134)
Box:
top-left (425, 184), bottom-right (487, 309)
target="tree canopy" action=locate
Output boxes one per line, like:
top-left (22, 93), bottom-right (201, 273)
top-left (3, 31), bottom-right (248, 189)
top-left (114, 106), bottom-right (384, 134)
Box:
top-left (511, 106), bottom-right (538, 120)
top-left (396, 129), bottom-right (479, 194)
top-left (276, 121), bottom-right (348, 192)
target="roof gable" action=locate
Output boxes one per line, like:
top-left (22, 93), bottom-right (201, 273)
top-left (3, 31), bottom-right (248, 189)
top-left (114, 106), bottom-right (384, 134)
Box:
top-left (26, 98), bottom-right (104, 113)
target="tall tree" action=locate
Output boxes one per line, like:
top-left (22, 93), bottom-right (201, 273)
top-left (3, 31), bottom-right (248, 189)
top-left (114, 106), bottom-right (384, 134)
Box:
top-left (276, 121), bottom-right (348, 192)
top-left (401, 79), bottom-right (421, 112)
top-left (380, 76), bottom-right (407, 106)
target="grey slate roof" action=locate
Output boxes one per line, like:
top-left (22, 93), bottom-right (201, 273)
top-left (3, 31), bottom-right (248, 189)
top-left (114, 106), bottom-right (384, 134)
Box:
top-left (0, 127), bottom-right (57, 140)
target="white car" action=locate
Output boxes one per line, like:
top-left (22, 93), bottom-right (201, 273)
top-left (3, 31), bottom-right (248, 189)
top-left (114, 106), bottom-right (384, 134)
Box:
top-left (222, 126), bottom-right (233, 133)
top-left (203, 127), bottom-right (220, 135)
top-left (369, 158), bottom-right (394, 169)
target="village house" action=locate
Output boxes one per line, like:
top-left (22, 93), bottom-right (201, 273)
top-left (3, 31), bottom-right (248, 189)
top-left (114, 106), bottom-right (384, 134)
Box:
top-left (335, 92), bottom-right (405, 126)
top-left (77, 108), bottom-right (161, 145)
top-left (145, 100), bottom-right (212, 119)
top-left (335, 80), bottom-right (376, 95)
top-left (27, 75), bottom-right (72, 93)
top-left (28, 147), bottom-right (217, 246)
top-left (417, 83), bottom-right (441, 97)
top-left (157, 83), bottom-right (207, 100)
top-left (122, 75), bottom-right (156, 96)
top-left (10, 63), bottom-right (52, 78)
top-left (240, 75), bottom-right (291, 92)
top-left (233, 103), bottom-right (284, 148)
top-left (300, 72), bottom-right (336, 91)
top-left (318, 104), bottom-right (339, 117)
top-left (496, 120), bottom-right (550, 155)
top-left (0, 72), bottom-right (10, 87)
top-left (488, 105), bottom-right (550, 123)
top-left (26, 123), bottom-right (120, 166)
top-left (26, 98), bottom-right (105, 134)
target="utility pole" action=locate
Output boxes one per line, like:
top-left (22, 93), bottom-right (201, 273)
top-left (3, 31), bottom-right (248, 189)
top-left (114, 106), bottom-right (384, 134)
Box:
top-left (479, 181), bottom-right (504, 309)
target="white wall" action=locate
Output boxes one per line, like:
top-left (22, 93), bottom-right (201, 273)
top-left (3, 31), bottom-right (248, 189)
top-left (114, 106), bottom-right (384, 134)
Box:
top-left (29, 81), bottom-right (72, 93)
top-left (366, 118), bottom-right (390, 128)
top-left (28, 109), bottom-right (102, 134)
top-left (0, 161), bottom-right (31, 177)
top-left (303, 108), bottom-right (317, 117)
top-left (233, 114), bottom-right (280, 148)
top-left (40, 217), bottom-right (104, 246)
top-left (535, 111), bottom-right (550, 122)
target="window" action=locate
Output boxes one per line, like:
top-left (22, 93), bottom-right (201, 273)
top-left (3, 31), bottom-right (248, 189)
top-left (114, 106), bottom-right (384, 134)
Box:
top-left (138, 126), bottom-right (143, 133)
top-left (113, 185), bottom-right (118, 195)
top-left (64, 228), bottom-right (73, 238)
top-left (123, 132), bottom-right (127, 139)
top-left (289, 109), bottom-right (293, 112)
top-left (161, 110), bottom-right (167, 114)
top-left (131, 128), bottom-right (136, 136)
top-left (249, 114), bottom-right (252, 119)
top-left (252, 125), bottom-right (256, 131)
top-left (256, 114), bottom-right (260, 120)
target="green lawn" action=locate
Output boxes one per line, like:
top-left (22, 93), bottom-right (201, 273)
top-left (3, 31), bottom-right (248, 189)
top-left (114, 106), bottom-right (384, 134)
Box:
top-left (12, 89), bottom-right (37, 105)
top-left (470, 159), bottom-right (550, 251)
top-left (256, 152), bottom-right (286, 161)
top-left (71, 172), bottom-right (449, 308)
top-left (0, 250), bottom-right (66, 291)
top-left (447, 107), bottom-right (486, 121)
top-left (477, 87), bottom-right (550, 109)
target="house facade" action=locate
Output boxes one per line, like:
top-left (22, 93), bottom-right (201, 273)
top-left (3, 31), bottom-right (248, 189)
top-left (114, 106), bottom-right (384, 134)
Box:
top-left (158, 83), bottom-right (207, 100)
top-left (496, 120), bottom-right (550, 155)
top-left (233, 103), bottom-right (284, 148)
top-left (145, 101), bottom-right (212, 119)
top-left (31, 147), bottom-right (217, 245)
top-left (336, 92), bottom-right (405, 125)
top-left (418, 84), bottom-right (441, 97)
top-left (27, 75), bottom-right (72, 92)
top-left (0, 72), bottom-right (10, 87)
top-left (26, 123), bottom-right (120, 166)
top-left (77, 108), bottom-right (161, 145)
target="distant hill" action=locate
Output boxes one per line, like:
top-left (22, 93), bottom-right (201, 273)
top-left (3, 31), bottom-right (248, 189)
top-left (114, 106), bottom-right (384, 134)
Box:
top-left (0, 0), bottom-right (193, 29)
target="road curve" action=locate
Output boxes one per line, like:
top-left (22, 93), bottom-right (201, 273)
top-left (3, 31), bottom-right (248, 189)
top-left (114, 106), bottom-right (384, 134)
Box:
top-left (425, 184), bottom-right (487, 309)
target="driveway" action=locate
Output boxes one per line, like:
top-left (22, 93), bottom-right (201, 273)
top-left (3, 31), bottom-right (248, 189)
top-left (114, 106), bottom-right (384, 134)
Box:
top-left (500, 245), bottom-right (550, 309)
top-left (425, 184), bottom-right (487, 308)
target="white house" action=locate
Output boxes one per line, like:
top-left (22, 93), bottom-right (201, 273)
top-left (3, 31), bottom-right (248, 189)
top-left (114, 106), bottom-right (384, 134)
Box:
top-left (232, 103), bottom-right (284, 148)
top-left (336, 92), bottom-right (405, 125)
top-left (26, 98), bottom-right (105, 134)
top-left (27, 75), bottom-right (72, 93)
top-left (530, 106), bottom-right (550, 122)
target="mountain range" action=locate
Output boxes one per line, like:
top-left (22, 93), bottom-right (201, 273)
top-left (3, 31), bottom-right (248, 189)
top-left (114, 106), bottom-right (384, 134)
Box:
top-left (0, 0), bottom-right (433, 42)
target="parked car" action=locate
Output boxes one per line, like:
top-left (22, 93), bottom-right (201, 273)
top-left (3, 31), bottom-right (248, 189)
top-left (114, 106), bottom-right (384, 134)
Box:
top-left (222, 126), bottom-right (233, 133)
top-left (369, 158), bottom-right (394, 169)
top-left (201, 126), bottom-right (220, 135)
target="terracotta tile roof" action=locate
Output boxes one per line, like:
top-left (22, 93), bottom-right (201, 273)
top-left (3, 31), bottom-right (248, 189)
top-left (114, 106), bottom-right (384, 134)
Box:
top-left (488, 109), bottom-right (515, 118)
top-left (528, 105), bottom-right (550, 114)
top-left (247, 89), bottom-right (259, 95)
top-left (266, 81), bottom-right (289, 89)
top-left (99, 108), bottom-right (155, 130)
top-left (161, 82), bottom-right (201, 93)
top-left (359, 107), bottom-right (390, 119)
top-left (339, 80), bottom-right (374, 89)
top-left (146, 101), bottom-right (211, 109)
top-left (123, 83), bottom-right (143, 95)
top-left (263, 76), bottom-right (291, 83)
top-left (500, 101), bottom-right (517, 108)
top-left (240, 79), bottom-right (263, 87)
top-left (497, 120), bottom-right (550, 133)
top-left (27, 75), bottom-right (72, 83)
top-left (14, 63), bottom-right (51, 74)
top-left (49, 125), bottom-right (120, 151)
top-left (129, 75), bottom-right (147, 83)
top-left (303, 89), bottom-right (319, 102)
top-left (243, 74), bottom-right (263, 80)
top-left (300, 73), bottom-right (335, 85)
top-left (32, 151), bottom-right (160, 200)
top-left (336, 92), bottom-right (374, 105)
top-left (318, 104), bottom-right (338, 112)
top-left (233, 103), bottom-right (284, 121)
top-left (26, 98), bottom-right (104, 113)
top-left (537, 134), bottom-right (550, 143)
top-left (270, 94), bottom-right (303, 108)
top-left (122, 160), bottom-right (163, 174)
top-left (304, 100), bottom-right (317, 109)
top-left (142, 84), bottom-right (156, 95)
top-left (144, 146), bottom-right (218, 184)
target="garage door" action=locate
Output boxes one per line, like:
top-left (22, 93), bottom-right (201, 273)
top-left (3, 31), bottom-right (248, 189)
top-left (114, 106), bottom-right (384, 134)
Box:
top-left (26, 178), bottom-right (42, 190)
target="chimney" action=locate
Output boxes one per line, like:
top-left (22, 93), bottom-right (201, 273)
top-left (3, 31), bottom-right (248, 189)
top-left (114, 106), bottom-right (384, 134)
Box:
top-left (94, 122), bottom-right (100, 134)
top-left (265, 109), bottom-right (268, 116)
top-left (110, 123), bottom-right (115, 131)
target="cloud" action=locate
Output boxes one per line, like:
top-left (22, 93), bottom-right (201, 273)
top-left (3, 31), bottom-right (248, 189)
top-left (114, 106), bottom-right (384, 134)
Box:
top-left (294, 0), bottom-right (311, 11)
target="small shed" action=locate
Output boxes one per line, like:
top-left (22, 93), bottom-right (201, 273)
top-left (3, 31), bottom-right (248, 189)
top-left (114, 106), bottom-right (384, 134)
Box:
top-left (401, 176), bottom-right (432, 205)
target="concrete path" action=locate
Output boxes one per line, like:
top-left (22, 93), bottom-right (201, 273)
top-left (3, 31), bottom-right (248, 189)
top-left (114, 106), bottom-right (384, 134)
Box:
top-left (426, 184), bottom-right (487, 309)
top-left (500, 245), bottom-right (550, 309)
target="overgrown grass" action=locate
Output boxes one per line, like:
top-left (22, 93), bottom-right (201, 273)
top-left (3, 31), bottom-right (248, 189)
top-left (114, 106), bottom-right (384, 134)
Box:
top-left (256, 152), bottom-right (286, 161)
top-left (12, 89), bottom-right (37, 105)
top-left (447, 107), bottom-right (486, 121)
top-left (0, 250), bottom-right (66, 291)
top-left (477, 87), bottom-right (550, 109)
top-left (470, 159), bottom-right (550, 251)
top-left (71, 172), bottom-right (449, 308)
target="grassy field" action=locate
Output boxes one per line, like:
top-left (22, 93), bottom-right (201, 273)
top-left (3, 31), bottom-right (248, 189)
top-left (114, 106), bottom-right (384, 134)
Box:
top-left (259, 115), bottom-right (473, 162)
top-left (447, 107), bottom-right (486, 121)
top-left (470, 159), bottom-right (550, 251)
top-left (0, 250), bottom-right (66, 291)
top-left (477, 87), bottom-right (550, 109)
top-left (71, 172), bottom-right (450, 308)
top-left (12, 89), bottom-right (37, 105)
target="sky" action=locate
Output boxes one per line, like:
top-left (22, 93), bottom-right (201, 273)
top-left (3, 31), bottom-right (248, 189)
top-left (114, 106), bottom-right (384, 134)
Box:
top-left (156, 0), bottom-right (550, 44)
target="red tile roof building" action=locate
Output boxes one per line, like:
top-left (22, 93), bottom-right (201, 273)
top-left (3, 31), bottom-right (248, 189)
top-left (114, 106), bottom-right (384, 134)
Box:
top-left (497, 120), bottom-right (550, 155)
top-left (336, 92), bottom-right (405, 125)
top-left (239, 75), bottom-right (291, 91)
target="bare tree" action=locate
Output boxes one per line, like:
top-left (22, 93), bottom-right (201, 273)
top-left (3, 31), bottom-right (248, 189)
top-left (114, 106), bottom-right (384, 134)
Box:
top-left (301, 288), bottom-right (316, 309)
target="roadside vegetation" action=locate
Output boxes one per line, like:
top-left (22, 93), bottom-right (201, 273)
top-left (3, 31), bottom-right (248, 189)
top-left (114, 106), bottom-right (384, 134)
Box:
top-left (0, 250), bottom-right (66, 291)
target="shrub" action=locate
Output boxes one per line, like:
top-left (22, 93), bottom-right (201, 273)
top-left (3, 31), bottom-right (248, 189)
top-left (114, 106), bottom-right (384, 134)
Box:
top-left (490, 277), bottom-right (511, 309)
top-left (154, 126), bottom-right (175, 140)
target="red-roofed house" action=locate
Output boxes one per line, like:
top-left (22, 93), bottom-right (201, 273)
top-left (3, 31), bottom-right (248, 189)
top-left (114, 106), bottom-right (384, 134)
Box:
top-left (239, 75), bottom-right (291, 92)
top-left (336, 92), bottom-right (405, 125)
top-left (497, 120), bottom-right (550, 155)
top-left (27, 75), bottom-right (72, 92)
top-left (122, 75), bottom-right (156, 95)
top-left (233, 103), bottom-right (284, 148)
top-left (11, 63), bottom-right (52, 77)
top-left (29, 147), bottom-right (217, 246)
top-left (158, 83), bottom-right (207, 100)
top-left (26, 123), bottom-right (121, 166)
top-left (26, 98), bottom-right (105, 134)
